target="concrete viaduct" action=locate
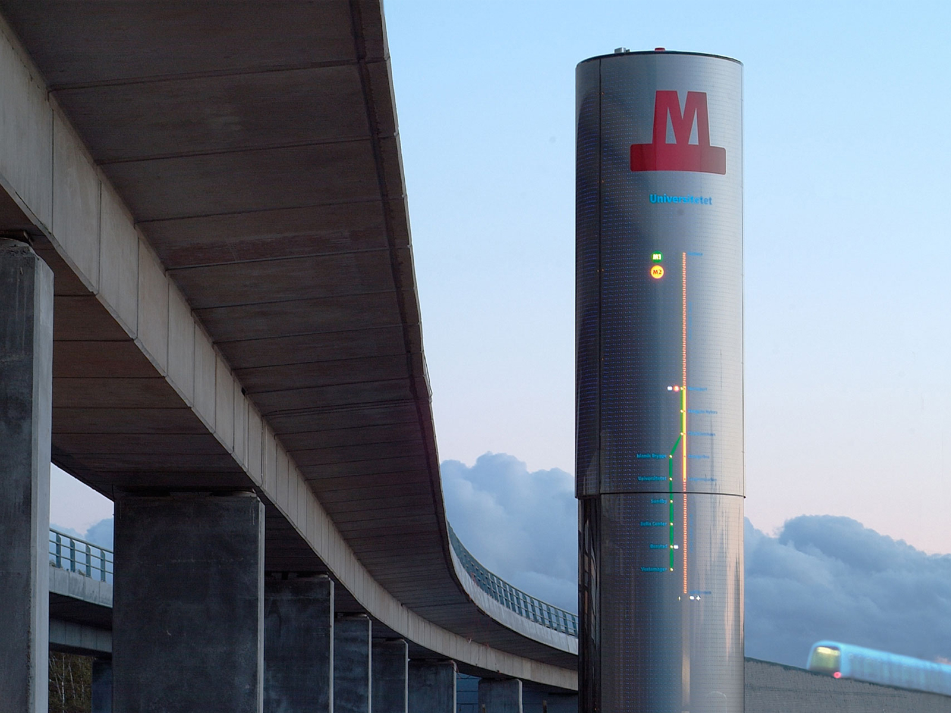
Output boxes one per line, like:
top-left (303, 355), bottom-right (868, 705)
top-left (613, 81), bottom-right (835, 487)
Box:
top-left (0, 2), bottom-right (576, 711)
top-left (3, 5), bottom-right (947, 713)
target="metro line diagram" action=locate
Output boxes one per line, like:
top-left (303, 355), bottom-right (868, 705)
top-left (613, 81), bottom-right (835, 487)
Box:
top-left (663, 252), bottom-right (689, 591)
top-left (662, 250), bottom-right (715, 596)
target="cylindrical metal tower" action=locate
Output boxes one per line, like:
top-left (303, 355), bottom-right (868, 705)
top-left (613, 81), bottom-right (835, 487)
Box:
top-left (576, 50), bottom-right (744, 713)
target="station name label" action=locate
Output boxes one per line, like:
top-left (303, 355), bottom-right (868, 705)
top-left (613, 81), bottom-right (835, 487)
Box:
top-left (649, 193), bottom-right (712, 205)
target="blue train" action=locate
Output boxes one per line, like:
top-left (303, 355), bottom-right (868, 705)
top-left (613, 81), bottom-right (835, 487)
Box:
top-left (807, 640), bottom-right (951, 696)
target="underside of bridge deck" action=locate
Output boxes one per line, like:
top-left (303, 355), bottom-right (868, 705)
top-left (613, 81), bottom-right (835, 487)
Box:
top-left (0, 0), bottom-right (576, 686)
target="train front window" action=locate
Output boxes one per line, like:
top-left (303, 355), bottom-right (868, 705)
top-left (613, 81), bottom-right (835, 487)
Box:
top-left (809, 646), bottom-right (841, 675)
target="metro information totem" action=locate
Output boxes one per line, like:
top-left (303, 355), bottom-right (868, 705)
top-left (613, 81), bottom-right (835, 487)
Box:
top-left (575, 51), bottom-right (744, 713)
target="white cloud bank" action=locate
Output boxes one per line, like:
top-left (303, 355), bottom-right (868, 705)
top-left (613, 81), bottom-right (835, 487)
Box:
top-left (443, 452), bottom-right (951, 667)
top-left (441, 453), bottom-right (578, 612)
top-left (745, 515), bottom-right (951, 666)
top-left (54, 452), bottom-right (951, 670)
top-left (50, 517), bottom-right (113, 550)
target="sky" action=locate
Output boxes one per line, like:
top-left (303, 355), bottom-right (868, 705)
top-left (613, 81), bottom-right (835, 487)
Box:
top-left (50, 465), bottom-right (113, 537)
top-left (45, 0), bottom-right (951, 670)
top-left (383, 0), bottom-right (951, 555)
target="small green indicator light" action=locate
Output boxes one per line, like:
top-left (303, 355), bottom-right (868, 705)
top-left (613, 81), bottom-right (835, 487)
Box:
top-left (652, 252), bottom-right (663, 262)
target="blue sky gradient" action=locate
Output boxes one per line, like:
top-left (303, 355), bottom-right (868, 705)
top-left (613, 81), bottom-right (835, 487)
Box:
top-left (386, 0), bottom-right (951, 554)
top-left (45, 0), bottom-right (951, 671)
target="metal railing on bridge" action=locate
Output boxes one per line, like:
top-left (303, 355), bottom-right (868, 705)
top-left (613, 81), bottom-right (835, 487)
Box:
top-left (49, 527), bottom-right (113, 583)
top-left (448, 524), bottom-right (579, 637)
top-left (44, 525), bottom-right (578, 638)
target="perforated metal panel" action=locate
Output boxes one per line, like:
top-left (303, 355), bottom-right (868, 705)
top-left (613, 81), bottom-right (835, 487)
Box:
top-left (576, 50), bottom-right (744, 713)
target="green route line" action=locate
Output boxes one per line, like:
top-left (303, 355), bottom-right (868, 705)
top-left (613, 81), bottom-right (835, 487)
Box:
top-left (668, 434), bottom-right (681, 570)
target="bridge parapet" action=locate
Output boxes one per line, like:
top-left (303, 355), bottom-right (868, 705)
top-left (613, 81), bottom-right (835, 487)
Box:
top-left (49, 527), bottom-right (112, 584)
top-left (0, 0), bottom-right (577, 694)
top-left (448, 525), bottom-right (578, 638)
top-left (46, 526), bottom-right (580, 639)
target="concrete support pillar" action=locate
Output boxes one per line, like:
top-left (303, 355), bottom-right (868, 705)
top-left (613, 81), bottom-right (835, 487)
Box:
top-left (113, 492), bottom-right (265, 712)
top-left (521, 686), bottom-right (577, 713)
top-left (334, 615), bottom-right (372, 713)
top-left (456, 673), bottom-right (480, 713)
top-left (91, 659), bottom-right (112, 713)
top-left (479, 679), bottom-right (522, 713)
top-left (541, 693), bottom-right (578, 713)
top-left (264, 575), bottom-right (334, 713)
top-left (0, 240), bottom-right (53, 713)
top-left (372, 639), bottom-right (408, 713)
top-left (409, 660), bottom-right (457, 713)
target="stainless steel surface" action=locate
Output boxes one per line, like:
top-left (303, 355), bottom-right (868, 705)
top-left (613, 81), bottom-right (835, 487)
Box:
top-left (576, 50), bottom-right (744, 712)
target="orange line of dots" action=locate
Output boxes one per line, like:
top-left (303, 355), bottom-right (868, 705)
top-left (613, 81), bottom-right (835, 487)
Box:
top-left (682, 252), bottom-right (688, 595)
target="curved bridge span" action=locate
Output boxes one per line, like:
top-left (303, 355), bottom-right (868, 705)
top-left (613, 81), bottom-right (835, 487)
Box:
top-left (45, 525), bottom-right (578, 658)
top-left (0, 0), bottom-right (577, 707)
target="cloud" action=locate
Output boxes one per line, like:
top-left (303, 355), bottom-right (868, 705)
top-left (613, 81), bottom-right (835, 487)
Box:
top-left (84, 518), bottom-right (114, 550)
top-left (51, 453), bottom-right (951, 670)
top-left (50, 518), bottom-right (114, 550)
top-left (441, 453), bottom-right (577, 612)
top-left (49, 524), bottom-right (83, 540)
top-left (441, 453), bottom-right (951, 667)
top-left (746, 516), bottom-right (951, 666)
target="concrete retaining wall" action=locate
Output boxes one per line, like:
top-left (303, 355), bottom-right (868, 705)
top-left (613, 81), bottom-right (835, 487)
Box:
top-left (746, 658), bottom-right (951, 713)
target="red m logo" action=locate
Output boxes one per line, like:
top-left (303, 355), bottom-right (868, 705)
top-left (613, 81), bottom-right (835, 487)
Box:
top-left (630, 91), bottom-right (726, 175)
